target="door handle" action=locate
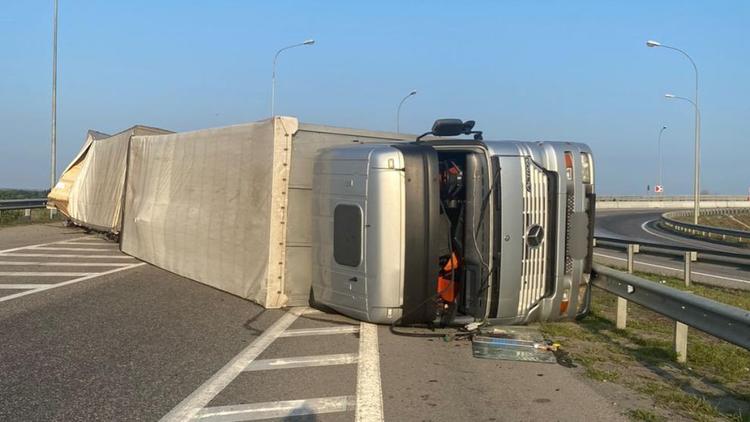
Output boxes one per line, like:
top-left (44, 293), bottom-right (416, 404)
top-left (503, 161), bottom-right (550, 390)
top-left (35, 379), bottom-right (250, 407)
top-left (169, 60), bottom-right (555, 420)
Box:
top-left (349, 277), bottom-right (358, 282)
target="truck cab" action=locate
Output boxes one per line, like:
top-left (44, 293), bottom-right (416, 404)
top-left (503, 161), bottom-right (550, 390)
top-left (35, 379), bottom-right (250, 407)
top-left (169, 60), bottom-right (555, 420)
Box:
top-left (311, 120), bottom-right (595, 325)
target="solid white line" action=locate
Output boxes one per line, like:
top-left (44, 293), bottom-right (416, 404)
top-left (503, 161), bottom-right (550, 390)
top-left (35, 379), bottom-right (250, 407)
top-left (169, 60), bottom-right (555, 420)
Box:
top-left (0, 263), bottom-right (146, 303)
top-left (0, 284), bottom-right (55, 289)
top-left (244, 353), bottom-right (358, 371)
top-left (0, 236), bottom-right (93, 254)
top-left (355, 322), bottom-right (384, 422)
top-left (0, 253), bottom-right (134, 259)
top-left (194, 396), bottom-right (356, 421)
top-left (58, 242), bottom-right (115, 246)
top-left (279, 325), bottom-right (360, 337)
top-left (29, 247), bottom-right (119, 252)
top-left (0, 261), bottom-right (131, 267)
top-left (159, 309), bottom-right (304, 422)
top-left (0, 272), bottom-right (94, 277)
top-left (594, 252), bottom-right (750, 284)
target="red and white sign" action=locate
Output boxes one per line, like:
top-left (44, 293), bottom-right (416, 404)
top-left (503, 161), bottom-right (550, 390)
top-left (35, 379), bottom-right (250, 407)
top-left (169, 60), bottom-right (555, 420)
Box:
top-left (655, 185), bottom-right (664, 193)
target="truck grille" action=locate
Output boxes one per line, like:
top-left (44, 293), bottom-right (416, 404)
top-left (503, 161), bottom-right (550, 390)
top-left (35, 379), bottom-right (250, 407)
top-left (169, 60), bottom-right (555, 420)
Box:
top-left (518, 157), bottom-right (550, 315)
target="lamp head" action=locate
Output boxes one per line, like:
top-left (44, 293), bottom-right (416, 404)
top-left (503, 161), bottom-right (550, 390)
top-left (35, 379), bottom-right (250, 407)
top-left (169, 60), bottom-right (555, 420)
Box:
top-left (409, 90), bottom-right (417, 96)
top-left (303, 39), bottom-right (315, 45)
top-left (646, 40), bottom-right (662, 47)
top-left (664, 93), bottom-right (676, 99)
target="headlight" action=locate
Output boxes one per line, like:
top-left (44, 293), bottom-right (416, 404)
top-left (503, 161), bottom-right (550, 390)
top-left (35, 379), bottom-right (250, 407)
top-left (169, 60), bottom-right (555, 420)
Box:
top-left (580, 153), bottom-right (593, 184)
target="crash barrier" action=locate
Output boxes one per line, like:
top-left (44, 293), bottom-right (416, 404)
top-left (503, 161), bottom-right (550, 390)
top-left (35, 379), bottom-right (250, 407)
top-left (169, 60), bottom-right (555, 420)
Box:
top-left (592, 263), bottom-right (750, 363)
top-left (0, 198), bottom-right (47, 211)
top-left (0, 199), bottom-right (49, 222)
top-left (596, 195), bottom-right (750, 210)
top-left (661, 208), bottom-right (750, 245)
top-left (593, 236), bottom-right (750, 268)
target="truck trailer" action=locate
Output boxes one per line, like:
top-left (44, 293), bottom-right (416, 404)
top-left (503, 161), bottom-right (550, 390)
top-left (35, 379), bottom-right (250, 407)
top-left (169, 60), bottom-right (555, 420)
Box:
top-left (49, 117), bottom-right (594, 326)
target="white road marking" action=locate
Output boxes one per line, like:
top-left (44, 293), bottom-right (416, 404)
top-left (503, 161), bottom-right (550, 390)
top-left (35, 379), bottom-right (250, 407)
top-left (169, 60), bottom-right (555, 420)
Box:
top-left (0, 284), bottom-right (55, 289)
top-left (0, 261), bottom-right (131, 267)
top-left (0, 262), bottom-right (146, 303)
top-left (0, 253), bottom-right (134, 259)
top-left (159, 310), bottom-right (303, 422)
top-left (594, 252), bottom-right (750, 284)
top-left (29, 247), bottom-right (119, 252)
top-left (279, 325), bottom-right (360, 337)
top-left (355, 322), bottom-right (384, 422)
top-left (0, 236), bottom-right (93, 254)
top-left (0, 272), bottom-right (94, 277)
top-left (58, 241), bottom-right (115, 246)
top-left (244, 353), bottom-right (358, 371)
top-left (194, 396), bottom-right (356, 421)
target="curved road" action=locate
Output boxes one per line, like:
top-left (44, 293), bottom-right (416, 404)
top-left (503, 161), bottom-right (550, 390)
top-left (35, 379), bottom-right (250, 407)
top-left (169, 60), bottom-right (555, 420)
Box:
top-left (595, 209), bottom-right (750, 289)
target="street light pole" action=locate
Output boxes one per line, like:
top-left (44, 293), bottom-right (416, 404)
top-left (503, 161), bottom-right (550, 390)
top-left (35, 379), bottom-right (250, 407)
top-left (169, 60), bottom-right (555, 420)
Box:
top-left (647, 40), bottom-right (700, 224)
top-left (271, 39), bottom-right (315, 117)
top-left (396, 90), bottom-right (417, 133)
top-left (50, 0), bottom-right (58, 191)
top-left (657, 125), bottom-right (667, 194)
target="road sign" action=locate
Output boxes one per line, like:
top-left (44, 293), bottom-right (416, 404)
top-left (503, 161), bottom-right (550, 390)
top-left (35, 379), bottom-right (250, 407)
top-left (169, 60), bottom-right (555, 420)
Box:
top-left (655, 185), bottom-right (664, 193)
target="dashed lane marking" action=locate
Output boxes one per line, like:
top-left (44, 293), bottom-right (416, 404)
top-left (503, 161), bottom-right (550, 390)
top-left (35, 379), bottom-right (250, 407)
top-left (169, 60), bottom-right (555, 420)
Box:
top-left (279, 325), bottom-right (361, 337)
top-left (0, 262), bottom-right (146, 303)
top-left (0, 262), bottom-right (132, 267)
top-left (161, 309), bottom-right (383, 422)
top-left (193, 396), bottom-right (356, 421)
top-left (28, 247), bottom-right (120, 252)
top-left (244, 353), bottom-right (359, 371)
top-left (0, 284), bottom-right (55, 289)
top-left (160, 309), bottom-right (302, 422)
top-left (0, 236), bottom-right (93, 254)
top-left (0, 272), bottom-right (95, 277)
top-left (0, 253), bottom-right (134, 259)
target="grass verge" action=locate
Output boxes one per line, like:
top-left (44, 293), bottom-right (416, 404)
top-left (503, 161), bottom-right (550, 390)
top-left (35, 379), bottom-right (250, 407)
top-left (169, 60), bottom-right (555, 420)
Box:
top-left (540, 272), bottom-right (750, 421)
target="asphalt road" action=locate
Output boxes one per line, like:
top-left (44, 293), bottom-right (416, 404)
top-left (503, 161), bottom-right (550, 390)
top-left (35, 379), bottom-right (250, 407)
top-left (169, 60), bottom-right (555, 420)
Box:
top-left (0, 223), bottom-right (627, 421)
top-left (595, 209), bottom-right (750, 290)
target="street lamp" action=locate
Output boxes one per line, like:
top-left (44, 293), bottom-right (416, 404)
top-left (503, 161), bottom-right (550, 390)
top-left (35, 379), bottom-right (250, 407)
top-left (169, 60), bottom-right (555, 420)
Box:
top-left (657, 125), bottom-right (667, 195)
top-left (396, 90), bottom-right (417, 133)
top-left (271, 39), bottom-right (315, 117)
top-left (647, 39), bottom-right (701, 224)
top-left (51, 0), bottom-right (58, 191)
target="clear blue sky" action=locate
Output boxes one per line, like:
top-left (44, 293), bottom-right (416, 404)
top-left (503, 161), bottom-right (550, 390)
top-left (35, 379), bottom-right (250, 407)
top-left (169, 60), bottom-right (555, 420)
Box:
top-left (1, 0), bottom-right (748, 194)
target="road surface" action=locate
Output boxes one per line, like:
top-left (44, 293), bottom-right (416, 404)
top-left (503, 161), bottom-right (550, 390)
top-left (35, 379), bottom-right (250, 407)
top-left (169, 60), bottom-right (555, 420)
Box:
top-left (0, 223), bottom-right (626, 421)
top-left (595, 209), bottom-right (750, 290)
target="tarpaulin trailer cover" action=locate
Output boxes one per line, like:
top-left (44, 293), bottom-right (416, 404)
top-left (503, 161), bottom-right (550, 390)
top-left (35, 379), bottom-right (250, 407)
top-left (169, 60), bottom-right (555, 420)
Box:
top-left (120, 117), bottom-right (411, 308)
top-left (48, 126), bottom-right (171, 232)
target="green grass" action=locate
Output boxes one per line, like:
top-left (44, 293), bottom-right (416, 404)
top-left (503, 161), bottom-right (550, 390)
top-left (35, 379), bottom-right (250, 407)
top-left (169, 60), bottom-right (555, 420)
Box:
top-left (0, 188), bottom-right (48, 200)
top-left (0, 208), bottom-right (62, 227)
top-left (627, 408), bottom-right (667, 422)
top-left (539, 273), bottom-right (750, 421)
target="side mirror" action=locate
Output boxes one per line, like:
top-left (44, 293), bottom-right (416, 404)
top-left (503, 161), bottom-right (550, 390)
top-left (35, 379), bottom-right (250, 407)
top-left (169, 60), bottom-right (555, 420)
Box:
top-left (431, 119), bottom-right (466, 137)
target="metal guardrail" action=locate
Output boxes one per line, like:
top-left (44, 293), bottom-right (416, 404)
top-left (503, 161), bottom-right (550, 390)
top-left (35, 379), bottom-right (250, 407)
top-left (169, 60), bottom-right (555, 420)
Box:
top-left (0, 198), bottom-right (47, 211)
top-left (592, 263), bottom-right (750, 354)
top-left (597, 195), bottom-right (749, 202)
top-left (594, 236), bottom-right (750, 267)
top-left (661, 209), bottom-right (750, 241)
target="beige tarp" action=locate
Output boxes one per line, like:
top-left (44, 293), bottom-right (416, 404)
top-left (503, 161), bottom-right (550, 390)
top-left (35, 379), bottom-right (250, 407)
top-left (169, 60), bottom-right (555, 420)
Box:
top-left (48, 126), bottom-right (170, 232)
top-left (48, 130), bottom-right (110, 216)
top-left (121, 118), bottom-right (298, 307)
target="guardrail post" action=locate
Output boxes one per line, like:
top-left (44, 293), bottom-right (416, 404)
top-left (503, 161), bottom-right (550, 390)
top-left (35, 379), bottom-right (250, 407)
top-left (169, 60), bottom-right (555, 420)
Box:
top-left (683, 251), bottom-right (697, 287)
top-left (616, 244), bottom-right (639, 329)
top-left (674, 322), bottom-right (688, 363)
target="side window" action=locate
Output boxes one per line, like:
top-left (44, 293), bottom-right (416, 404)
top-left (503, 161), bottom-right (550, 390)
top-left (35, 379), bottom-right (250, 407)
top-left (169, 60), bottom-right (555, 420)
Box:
top-left (334, 204), bottom-right (362, 267)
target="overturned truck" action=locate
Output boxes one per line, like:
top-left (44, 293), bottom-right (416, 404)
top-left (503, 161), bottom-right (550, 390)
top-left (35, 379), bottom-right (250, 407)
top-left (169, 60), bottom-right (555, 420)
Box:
top-left (49, 117), bottom-right (595, 326)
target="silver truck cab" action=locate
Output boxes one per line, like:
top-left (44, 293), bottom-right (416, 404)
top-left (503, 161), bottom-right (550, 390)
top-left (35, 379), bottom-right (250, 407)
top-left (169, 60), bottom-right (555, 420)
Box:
top-left (311, 121), bottom-right (594, 326)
